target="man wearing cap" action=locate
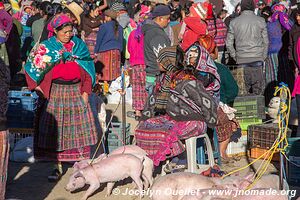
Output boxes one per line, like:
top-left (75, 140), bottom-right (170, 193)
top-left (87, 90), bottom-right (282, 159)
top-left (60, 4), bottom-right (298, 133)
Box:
top-left (142, 5), bottom-right (171, 94)
top-left (111, 1), bottom-right (136, 60)
top-left (226, 0), bottom-right (268, 95)
top-left (255, 0), bottom-right (266, 16)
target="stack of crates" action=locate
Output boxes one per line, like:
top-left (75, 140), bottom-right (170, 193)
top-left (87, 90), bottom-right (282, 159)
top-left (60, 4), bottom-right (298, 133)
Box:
top-left (248, 123), bottom-right (291, 161)
top-left (233, 95), bottom-right (266, 131)
top-left (225, 95), bottom-right (265, 157)
top-left (106, 122), bottom-right (131, 153)
top-left (7, 90), bottom-right (38, 128)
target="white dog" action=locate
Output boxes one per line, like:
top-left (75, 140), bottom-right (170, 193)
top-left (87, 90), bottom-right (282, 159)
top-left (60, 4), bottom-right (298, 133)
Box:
top-left (266, 97), bottom-right (280, 123)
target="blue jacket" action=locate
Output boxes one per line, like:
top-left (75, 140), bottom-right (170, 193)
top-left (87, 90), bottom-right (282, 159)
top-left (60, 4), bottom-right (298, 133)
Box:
top-left (267, 21), bottom-right (282, 54)
top-left (94, 21), bottom-right (123, 53)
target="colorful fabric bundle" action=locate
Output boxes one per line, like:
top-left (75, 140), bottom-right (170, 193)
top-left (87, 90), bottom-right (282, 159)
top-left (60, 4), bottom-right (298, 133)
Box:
top-left (201, 165), bottom-right (225, 177)
top-left (198, 34), bottom-right (216, 54)
top-left (271, 3), bottom-right (293, 31)
top-left (167, 79), bottom-right (218, 128)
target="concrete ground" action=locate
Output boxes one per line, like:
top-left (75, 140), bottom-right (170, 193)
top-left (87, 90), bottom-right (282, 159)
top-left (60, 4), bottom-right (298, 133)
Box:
top-left (6, 156), bottom-right (300, 200)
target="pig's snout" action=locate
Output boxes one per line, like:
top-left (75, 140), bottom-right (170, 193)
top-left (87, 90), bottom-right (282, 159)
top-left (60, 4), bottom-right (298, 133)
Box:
top-left (65, 184), bottom-right (75, 192)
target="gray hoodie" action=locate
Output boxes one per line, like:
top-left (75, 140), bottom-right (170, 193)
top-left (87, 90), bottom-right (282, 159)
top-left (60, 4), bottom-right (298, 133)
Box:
top-left (142, 19), bottom-right (171, 76)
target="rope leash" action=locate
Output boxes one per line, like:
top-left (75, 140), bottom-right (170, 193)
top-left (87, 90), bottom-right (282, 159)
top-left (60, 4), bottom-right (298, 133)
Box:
top-left (90, 67), bottom-right (130, 165)
top-left (221, 83), bottom-right (291, 191)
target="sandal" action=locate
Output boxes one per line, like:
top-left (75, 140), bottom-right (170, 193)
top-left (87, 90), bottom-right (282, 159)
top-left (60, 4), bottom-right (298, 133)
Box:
top-left (230, 155), bottom-right (241, 161)
top-left (171, 164), bottom-right (187, 173)
top-left (135, 116), bottom-right (141, 121)
top-left (127, 111), bottom-right (136, 118)
top-left (48, 169), bottom-right (62, 182)
top-left (163, 162), bottom-right (177, 173)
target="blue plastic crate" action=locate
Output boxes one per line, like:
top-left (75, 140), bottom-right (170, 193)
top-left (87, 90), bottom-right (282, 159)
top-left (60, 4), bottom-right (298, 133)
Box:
top-left (7, 118), bottom-right (34, 128)
top-left (7, 110), bottom-right (35, 129)
top-left (8, 91), bottom-right (38, 112)
top-left (107, 122), bottom-right (131, 153)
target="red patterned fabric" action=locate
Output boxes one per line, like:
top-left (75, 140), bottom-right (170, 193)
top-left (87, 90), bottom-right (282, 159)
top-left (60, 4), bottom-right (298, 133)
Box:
top-left (135, 115), bottom-right (206, 166)
top-left (131, 64), bottom-right (147, 110)
top-left (84, 29), bottom-right (98, 59)
top-left (95, 49), bottom-right (121, 81)
top-left (206, 18), bottom-right (227, 49)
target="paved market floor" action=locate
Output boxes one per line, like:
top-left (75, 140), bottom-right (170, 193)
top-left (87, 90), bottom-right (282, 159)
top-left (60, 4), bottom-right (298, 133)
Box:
top-left (6, 156), bottom-right (300, 200)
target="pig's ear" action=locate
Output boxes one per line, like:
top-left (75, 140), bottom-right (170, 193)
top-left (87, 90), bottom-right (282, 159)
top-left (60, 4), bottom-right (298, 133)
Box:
top-left (74, 171), bottom-right (84, 179)
top-left (73, 162), bottom-right (80, 170)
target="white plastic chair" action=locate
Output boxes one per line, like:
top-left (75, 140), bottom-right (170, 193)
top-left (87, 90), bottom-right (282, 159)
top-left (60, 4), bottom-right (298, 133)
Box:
top-left (161, 133), bottom-right (215, 175)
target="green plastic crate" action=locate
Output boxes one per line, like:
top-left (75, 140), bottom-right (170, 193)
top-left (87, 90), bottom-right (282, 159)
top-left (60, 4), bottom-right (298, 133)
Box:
top-left (238, 118), bottom-right (262, 131)
top-left (233, 95), bottom-right (266, 119)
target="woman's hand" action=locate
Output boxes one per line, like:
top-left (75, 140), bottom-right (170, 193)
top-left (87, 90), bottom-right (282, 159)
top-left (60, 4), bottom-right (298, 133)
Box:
top-left (35, 86), bottom-right (44, 98)
top-left (82, 92), bottom-right (89, 106)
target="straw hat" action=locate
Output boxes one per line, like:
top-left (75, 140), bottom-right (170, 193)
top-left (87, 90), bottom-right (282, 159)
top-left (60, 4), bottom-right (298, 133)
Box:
top-left (64, 2), bottom-right (84, 25)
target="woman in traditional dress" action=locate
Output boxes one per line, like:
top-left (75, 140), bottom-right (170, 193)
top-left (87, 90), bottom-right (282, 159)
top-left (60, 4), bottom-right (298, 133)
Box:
top-left (81, 2), bottom-right (106, 59)
top-left (94, 9), bottom-right (123, 82)
top-left (127, 4), bottom-right (150, 119)
top-left (136, 44), bottom-right (220, 171)
top-left (24, 14), bottom-right (97, 181)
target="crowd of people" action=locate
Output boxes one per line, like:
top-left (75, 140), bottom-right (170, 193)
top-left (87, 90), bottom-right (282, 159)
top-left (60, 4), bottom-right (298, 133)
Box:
top-left (1, 0), bottom-right (300, 198)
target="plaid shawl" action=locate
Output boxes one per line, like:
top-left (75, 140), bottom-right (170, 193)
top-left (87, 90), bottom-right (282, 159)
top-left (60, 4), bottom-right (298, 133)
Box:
top-left (185, 43), bottom-right (220, 100)
top-left (24, 36), bottom-right (96, 85)
top-left (155, 46), bottom-right (179, 110)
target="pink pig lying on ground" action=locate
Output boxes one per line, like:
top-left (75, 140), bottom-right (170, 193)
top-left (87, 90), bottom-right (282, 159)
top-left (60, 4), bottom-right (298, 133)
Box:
top-left (65, 154), bottom-right (144, 200)
top-left (150, 172), bottom-right (284, 200)
top-left (213, 173), bottom-right (280, 190)
top-left (72, 145), bottom-right (154, 189)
